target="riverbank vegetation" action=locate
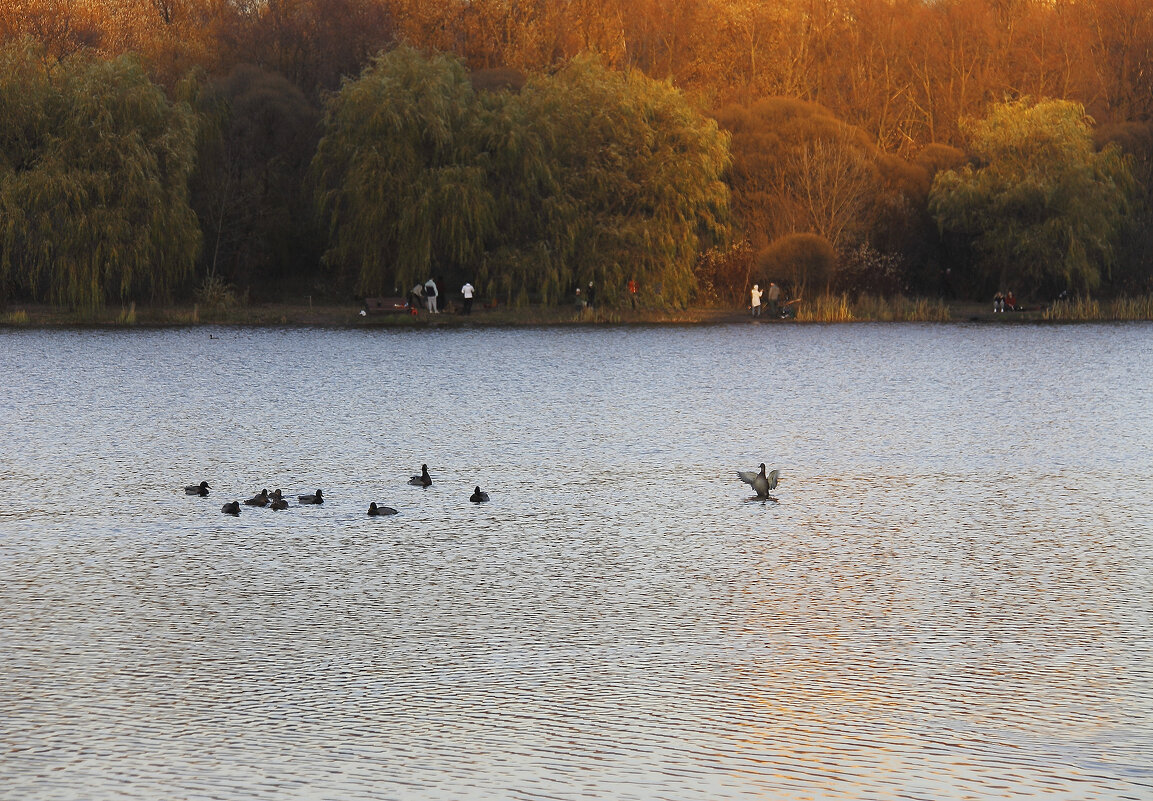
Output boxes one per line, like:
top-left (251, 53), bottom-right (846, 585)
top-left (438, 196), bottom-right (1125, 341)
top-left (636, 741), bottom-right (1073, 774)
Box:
top-left (7, 293), bottom-right (1153, 327)
top-left (1, 0), bottom-right (1152, 317)
top-left (1042, 294), bottom-right (1153, 322)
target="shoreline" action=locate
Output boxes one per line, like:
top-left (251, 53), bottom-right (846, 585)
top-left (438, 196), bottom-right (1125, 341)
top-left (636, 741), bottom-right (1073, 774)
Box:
top-left (0, 300), bottom-right (1144, 328)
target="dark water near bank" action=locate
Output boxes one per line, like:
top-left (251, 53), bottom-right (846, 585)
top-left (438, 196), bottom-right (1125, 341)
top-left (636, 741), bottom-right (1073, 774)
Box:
top-left (1, 323), bottom-right (1151, 800)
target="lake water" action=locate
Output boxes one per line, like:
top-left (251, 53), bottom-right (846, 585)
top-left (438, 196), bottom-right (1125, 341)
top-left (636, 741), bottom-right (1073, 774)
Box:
top-left (1, 322), bottom-right (1151, 800)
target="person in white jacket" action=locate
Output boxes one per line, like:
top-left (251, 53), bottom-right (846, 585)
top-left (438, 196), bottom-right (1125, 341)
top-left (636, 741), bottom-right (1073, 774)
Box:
top-left (750, 284), bottom-right (763, 316)
top-left (424, 278), bottom-right (438, 313)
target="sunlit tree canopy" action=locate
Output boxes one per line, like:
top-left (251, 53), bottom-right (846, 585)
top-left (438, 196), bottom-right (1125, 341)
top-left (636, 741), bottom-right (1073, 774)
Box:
top-left (1, 0), bottom-right (1152, 305)
top-left (929, 98), bottom-right (1135, 296)
top-left (313, 48), bottom-right (730, 306)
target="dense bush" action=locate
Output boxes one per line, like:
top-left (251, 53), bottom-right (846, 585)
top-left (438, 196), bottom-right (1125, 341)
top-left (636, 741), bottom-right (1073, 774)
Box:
top-left (758, 233), bottom-right (837, 296)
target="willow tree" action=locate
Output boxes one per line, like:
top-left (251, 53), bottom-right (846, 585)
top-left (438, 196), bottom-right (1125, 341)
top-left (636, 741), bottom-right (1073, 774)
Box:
top-left (0, 43), bottom-right (200, 310)
top-left (312, 45), bottom-right (500, 296)
top-left (518, 55), bottom-right (731, 307)
top-left (929, 98), bottom-right (1134, 297)
top-left (314, 47), bottom-right (729, 307)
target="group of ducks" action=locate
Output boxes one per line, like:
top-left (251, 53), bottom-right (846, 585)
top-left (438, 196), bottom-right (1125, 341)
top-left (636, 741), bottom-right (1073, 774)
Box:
top-left (183, 464), bottom-right (491, 518)
top-left (185, 462), bottom-right (778, 517)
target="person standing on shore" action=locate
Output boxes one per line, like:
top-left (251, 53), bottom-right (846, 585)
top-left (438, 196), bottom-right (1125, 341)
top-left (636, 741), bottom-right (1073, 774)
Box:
top-left (628, 278), bottom-right (638, 309)
top-left (586, 281), bottom-right (596, 309)
top-left (424, 277), bottom-right (438, 313)
top-left (767, 282), bottom-right (780, 316)
top-left (409, 282), bottom-right (424, 314)
top-left (461, 281), bottom-right (475, 315)
top-left (750, 284), bottom-right (763, 316)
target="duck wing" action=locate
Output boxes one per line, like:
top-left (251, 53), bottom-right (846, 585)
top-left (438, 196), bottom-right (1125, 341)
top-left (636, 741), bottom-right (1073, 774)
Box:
top-left (766, 470), bottom-right (780, 491)
top-left (738, 470), bottom-right (772, 497)
top-left (736, 470), bottom-right (760, 487)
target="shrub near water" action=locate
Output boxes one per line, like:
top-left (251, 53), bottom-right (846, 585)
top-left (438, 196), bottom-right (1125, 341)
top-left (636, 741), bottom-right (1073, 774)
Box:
top-left (194, 273), bottom-right (237, 312)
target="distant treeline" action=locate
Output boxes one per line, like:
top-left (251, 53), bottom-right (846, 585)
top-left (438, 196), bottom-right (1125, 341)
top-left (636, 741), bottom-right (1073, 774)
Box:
top-left (0, 0), bottom-right (1150, 310)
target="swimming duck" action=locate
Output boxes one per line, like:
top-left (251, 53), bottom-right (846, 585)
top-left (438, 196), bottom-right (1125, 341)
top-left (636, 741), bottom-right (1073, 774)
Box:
top-left (469, 486), bottom-right (490, 503)
top-left (368, 502), bottom-right (398, 516)
top-left (243, 488), bottom-right (270, 507)
top-left (185, 481), bottom-right (210, 496)
top-left (269, 498), bottom-right (289, 511)
top-left (408, 464), bottom-right (432, 487)
top-left (736, 463), bottom-right (780, 500)
top-left (221, 501), bottom-right (240, 515)
top-left (298, 489), bottom-right (323, 504)
top-left (270, 489), bottom-right (284, 502)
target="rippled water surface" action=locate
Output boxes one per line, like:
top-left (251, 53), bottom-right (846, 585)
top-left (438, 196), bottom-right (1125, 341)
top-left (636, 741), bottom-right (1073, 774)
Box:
top-left (2, 323), bottom-right (1152, 800)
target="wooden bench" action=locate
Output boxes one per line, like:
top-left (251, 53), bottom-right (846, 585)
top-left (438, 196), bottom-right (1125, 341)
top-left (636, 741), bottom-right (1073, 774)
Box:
top-left (364, 296), bottom-right (410, 314)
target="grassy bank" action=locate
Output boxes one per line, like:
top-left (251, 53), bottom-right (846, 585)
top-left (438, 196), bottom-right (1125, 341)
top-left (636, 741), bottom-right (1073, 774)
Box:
top-left (3, 294), bottom-right (1152, 327)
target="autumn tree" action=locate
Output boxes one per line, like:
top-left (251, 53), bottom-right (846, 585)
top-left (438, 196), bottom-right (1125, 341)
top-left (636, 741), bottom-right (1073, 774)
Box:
top-left (84, 0), bottom-right (243, 89)
top-left (0, 0), bottom-right (104, 60)
top-left (0, 42), bottom-right (200, 309)
top-left (1072, 0), bottom-right (1153, 124)
top-left (231, 0), bottom-right (397, 98)
top-left (929, 98), bottom-right (1134, 298)
top-left (715, 98), bottom-right (881, 250)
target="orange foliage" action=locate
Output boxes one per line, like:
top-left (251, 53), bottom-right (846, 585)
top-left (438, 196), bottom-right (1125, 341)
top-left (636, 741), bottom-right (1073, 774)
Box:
top-left (2, 0), bottom-right (1151, 147)
top-left (0, 0), bottom-right (104, 60)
